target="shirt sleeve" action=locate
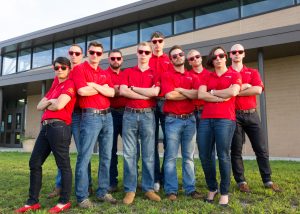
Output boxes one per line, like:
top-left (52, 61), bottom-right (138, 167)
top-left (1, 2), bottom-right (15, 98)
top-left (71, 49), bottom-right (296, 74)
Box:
top-left (61, 80), bottom-right (76, 98)
top-left (72, 65), bottom-right (88, 90)
top-left (251, 69), bottom-right (264, 90)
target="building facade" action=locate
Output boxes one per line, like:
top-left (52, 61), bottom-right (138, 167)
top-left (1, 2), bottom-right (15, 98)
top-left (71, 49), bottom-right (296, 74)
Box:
top-left (0, 0), bottom-right (299, 157)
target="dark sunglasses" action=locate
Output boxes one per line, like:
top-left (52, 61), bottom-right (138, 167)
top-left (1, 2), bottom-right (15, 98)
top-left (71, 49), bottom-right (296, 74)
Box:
top-left (188, 55), bottom-right (201, 61)
top-left (172, 52), bottom-right (185, 59)
top-left (231, 50), bottom-right (244, 55)
top-left (151, 39), bottom-right (163, 44)
top-left (68, 51), bottom-right (81, 56)
top-left (88, 50), bottom-right (102, 56)
top-left (53, 65), bottom-right (69, 71)
top-left (110, 57), bottom-right (122, 61)
top-left (212, 53), bottom-right (226, 60)
top-left (138, 50), bottom-right (151, 55)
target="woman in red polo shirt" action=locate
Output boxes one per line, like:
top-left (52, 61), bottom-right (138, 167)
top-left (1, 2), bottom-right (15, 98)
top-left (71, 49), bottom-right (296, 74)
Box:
top-left (197, 46), bottom-right (241, 206)
top-left (16, 57), bottom-right (76, 213)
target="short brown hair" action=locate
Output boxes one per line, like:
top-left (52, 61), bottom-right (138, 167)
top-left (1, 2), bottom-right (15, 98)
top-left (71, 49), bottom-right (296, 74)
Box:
top-left (87, 41), bottom-right (104, 51)
top-left (137, 42), bottom-right (152, 51)
top-left (150, 31), bottom-right (165, 40)
top-left (206, 46), bottom-right (227, 68)
top-left (168, 45), bottom-right (183, 57)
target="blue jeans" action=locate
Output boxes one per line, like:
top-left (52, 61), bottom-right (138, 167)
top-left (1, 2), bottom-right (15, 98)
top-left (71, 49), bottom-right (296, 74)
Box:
top-left (198, 119), bottom-right (236, 195)
top-left (164, 115), bottom-right (196, 195)
top-left (55, 112), bottom-right (92, 189)
top-left (122, 111), bottom-right (155, 192)
top-left (75, 111), bottom-right (113, 202)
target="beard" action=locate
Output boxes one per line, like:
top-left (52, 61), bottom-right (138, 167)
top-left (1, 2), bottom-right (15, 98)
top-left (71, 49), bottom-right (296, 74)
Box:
top-left (110, 63), bottom-right (121, 69)
top-left (173, 62), bottom-right (184, 67)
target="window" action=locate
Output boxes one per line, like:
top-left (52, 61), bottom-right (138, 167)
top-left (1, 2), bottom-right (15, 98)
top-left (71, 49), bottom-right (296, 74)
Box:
top-left (75, 36), bottom-right (86, 55)
top-left (113, 24), bottom-right (138, 49)
top-left (2, 52), bottom-right (17, 75)
top-left (32, 44), bottom-right (52, 69)
top-left (88, 30), bottom-right (111, 52)
top-left (174, 10), bottom-right (194, 34)
top-left (241, 0), bottom-right (295, 17)
top-left (18, 48), bottom-right (31, 72)
top-left (196, 0), bottom-right (239, 29)
top-left (54, 39), bottom-right (73, 59)
top-left (140, 16), bottom-right (172, 41)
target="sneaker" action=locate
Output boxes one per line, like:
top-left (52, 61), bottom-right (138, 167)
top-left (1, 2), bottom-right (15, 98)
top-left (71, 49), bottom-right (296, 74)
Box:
top-left (108, 186), bottom-right (118, 193)
top-left (154, 182), bottom-right (160, 192)
top-left (145, 191), bottom-right (161, 202)
top-left (15, 203), bottom-right (41, 213)
top-left (238, 182), bottom-right (251, 193)
top-left (78, 199), bottom-right (94, 208)
top-left (167, 193), bottom-right (177, 201)
top-left (123, 192), bottom-right (135, 205)
top-left (47, 187), bottom-right (61, 198)
top-left (188, 191), bottom-right (202, 199)
top-left (97, 193), bottom-right (117, 204)
top-left (265, 182), bottom-right (282, 192)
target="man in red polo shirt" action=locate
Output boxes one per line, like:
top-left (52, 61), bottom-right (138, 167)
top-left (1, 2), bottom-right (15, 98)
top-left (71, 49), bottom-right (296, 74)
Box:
top-left (120, 42), bottom-right (161, 205)
top-left (229, 43), bottom-right (281, 193)
top-left (72, 41), bottom-right (116, 208)
top-left (161, 45), bottom-right (201, 201)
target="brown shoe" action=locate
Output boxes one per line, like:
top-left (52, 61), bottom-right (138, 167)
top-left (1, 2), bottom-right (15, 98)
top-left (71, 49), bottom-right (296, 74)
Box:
top-left (238, 183), bottom-right (251, 193)
top-left (167, 193), bottom-right (177, 201)
top-left (265, 182), bottom-right (282, 192)
top-left (123, 192), bottom-right (135, 205)
top-left (47, 187), bottom-right (61, 199)
top-left (188, 191), bottom-right (202, 199)
top-left (145, 191), bottom-right (161, 202)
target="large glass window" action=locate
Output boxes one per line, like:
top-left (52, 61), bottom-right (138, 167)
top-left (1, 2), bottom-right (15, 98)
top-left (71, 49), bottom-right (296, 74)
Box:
top-left (18, 48), bottom-right (31, 72)
top-left (140, 16), bottom-right (172, 41)
top-left (75, 36), bottom-right (86, 55)
top-left (54, 39), bottom-right (73, 59)
top-left (174, 10), bottom-right (194, 34)
top-left (88, 30), bottom-right (111, 52)
top-left (241, 0), bottom-right (295, 17)
top-left (196, 0), bottom-right (239, 29)
top-left (32, 44), bottom-right (52, 69)
top-left (113, 24), bottom-right (138, 49)
top-left (2, 52), bottom-right (17, 75)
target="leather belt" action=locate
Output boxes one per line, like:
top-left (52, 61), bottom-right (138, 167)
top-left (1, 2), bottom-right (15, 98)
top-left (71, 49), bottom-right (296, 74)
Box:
top-left (166, 112), bottom-right (194, 119)
top-left (42, 119), bottom-right (64, 126)
top-left (125, 107), bottom-right (154, 113)
top-left (236, 109), bottom-right (256, 114)
top-left (82, 108), bottom-right (111, 114)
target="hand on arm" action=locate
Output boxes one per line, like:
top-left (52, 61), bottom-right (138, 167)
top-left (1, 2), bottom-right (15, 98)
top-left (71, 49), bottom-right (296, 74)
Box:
top-left (175, 88), bottom-right (198, 99)
top-left (210, 84), bottom-right (240, 99)
top-left (87, 82), bottom-right (115, 97)
top-left (198, 85), bottom-right (228, 103)
top-left (238, 85), bottom-right (262, 96)
top-left (165, 91), bottom-right (187, 100)
top-left (77, 84), bottom-right (99, 96)
top-left (37, 97), bottom-right (52, 111)
top-left (119, 85), bottom-right (150, 100)
top-left (131, 85), bottom-right (160, 98)
top-left (47, 94), bottom-right (71, 111)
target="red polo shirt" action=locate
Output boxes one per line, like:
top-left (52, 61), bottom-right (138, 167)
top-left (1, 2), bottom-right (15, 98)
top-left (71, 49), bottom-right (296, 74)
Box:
top-left (106, 67), bottom-right (127, 108)
top-left (199, 70), bottom-right (242, 120)
top-left (161, 67), bottom-right (195, 115)
top-left (121, 66), bottom-right (159, 109)
top-left (72, 61), bottom-right (113, 109)
top-left (228, 65), bottom-right (264, 110)
top-left (42, 79), bottom-right (76, 125)
top-left (191, 68), bottom-right (210, 108)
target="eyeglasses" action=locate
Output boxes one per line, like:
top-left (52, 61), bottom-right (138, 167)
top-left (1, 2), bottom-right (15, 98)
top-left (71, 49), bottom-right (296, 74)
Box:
top-left (138, 50), bottom-right (151, 55)
top-left (151, 39), bottom-right (163, 44)
top-left (231, 50), bottom-right (244, 55)
top-left (188, 55), bottom-right (201, 61)
top-left (171, 52), bottom-right (185, 59)
top-left (68, 51), bottom-right (81, 56)
top-left (53, 65), bottom-right (69, 71)
top-left (212, 53), bottom-right (226, 60)
top-left (110, 57), bottom-right (122, 61)
top-left (88, 50), bottom-right (102, 56)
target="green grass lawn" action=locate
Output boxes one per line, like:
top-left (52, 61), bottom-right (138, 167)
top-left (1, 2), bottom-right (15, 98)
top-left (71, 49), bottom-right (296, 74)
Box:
top-left (0, 152), bottom-right (299, 214)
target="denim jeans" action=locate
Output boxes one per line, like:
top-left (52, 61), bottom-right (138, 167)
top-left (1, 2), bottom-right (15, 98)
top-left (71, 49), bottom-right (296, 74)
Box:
top-left (55, 112), bottom-right (92, 189)
top-left (164, 115), bottom-right (196, 195)
top-left (27, 121), bottom-right (72, 205)
top-left (198, 119), bottom-right (236, 195)
top-left (75, 111), bottom-right (113, 202)
top-left (122, 111), bottom-right (155, 192)
top-left (231, 111), bottom-right (272, 184)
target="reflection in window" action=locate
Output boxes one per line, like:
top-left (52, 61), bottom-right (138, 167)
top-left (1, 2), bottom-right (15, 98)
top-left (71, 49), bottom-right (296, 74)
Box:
top-left (241, 0), bottom-right (294, 17)
top-left (16, 113), bottom-right (21, 129)
top-left (88, 31), bottom-right (111, 52)
top-left (54, 39), bottom-right (73, 59)
top-left (140, 16), bottom-right (172, 41)
top-left (174, 10), bottom-right (194, 34)
top-left (196, 0), bottom-right (239, 29)
top-left (18, 48), bottom-right (31, 72)
top-left (75, 36), bottom-right (86, 55)
top-left (32, 44), bottom-right (52, 68)
top-left (2, 52), bottom-right (17, 75)
top-left (113, 24), bottom-right (138, 49)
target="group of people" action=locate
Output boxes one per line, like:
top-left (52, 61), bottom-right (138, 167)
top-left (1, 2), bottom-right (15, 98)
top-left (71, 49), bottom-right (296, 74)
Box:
top-left (15, 31), bottom-right (281, 213)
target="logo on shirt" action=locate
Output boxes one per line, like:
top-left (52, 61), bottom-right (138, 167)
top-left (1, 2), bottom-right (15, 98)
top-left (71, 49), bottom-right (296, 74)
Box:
top-left (224, 76), bottom-right (232, 79)
top-left (67, 88), bottom-right (75, 95)
top-left (148, 74), bottom-right (154, 78)
top-left (186, 77), bottom-right (193, 80)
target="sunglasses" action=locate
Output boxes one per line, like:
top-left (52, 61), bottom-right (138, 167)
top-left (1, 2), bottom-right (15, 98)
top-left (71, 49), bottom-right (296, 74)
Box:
top-left (138, 50), bottom-right (151, 55)
top-left (53, 65), bottom-right (69, 71)
top-left (88, 50), bottom-right (102, 56)
top-left (188, 55), bottom-right (201, 61)
top-left (231, 50), bottom-right (244, 55)
top-left (110, 57), bottom-right (122, 61)
top-left (212, 53), bottom-right (226, 60)
top-left (172, 52), bottom-right (185, 59)
top-left (68, 51), bottom-right (81, 56)
top-left (151, 39), bottom-right (163, 44)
